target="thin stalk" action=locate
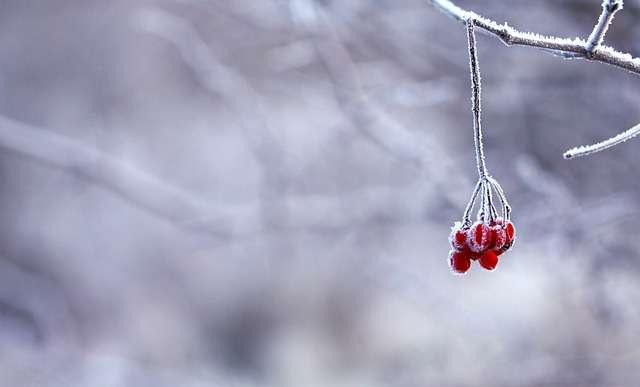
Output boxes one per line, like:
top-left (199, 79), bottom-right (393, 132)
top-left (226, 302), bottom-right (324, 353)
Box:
top-left (466, 20), bottom-right (488, 180)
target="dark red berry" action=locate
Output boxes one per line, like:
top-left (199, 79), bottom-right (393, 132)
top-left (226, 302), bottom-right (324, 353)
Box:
top-left (449, 250), bottom-right (471, 274)
top-left (479, 250), bottom-right (499, 271)
top-left (495, 241), bottom-right (513, 256)
top-left (467, 221), bottom-right (490, 253)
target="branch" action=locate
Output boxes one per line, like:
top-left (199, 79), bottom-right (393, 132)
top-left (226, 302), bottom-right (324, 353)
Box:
top-left (586, 0), bottom-right (623, 54)
top-left (302, 3), bottom-right (473, 206)
top-left (563, 122), bottom-right (640, 159)
top-left (427, 0), bottom-right (640, 74)
top-left (466, 21), bottom-right (487, 180)
top-left (0, 115), bottom-right (259, 238)
top-left (427, 0), bottom-right (640, 157)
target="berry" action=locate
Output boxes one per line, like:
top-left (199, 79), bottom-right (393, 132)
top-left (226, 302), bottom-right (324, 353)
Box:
top-left (449, 222), bottom-right (468, 251)
top-left (449, 250), bottom-right (472, 274)
top-left (494, 220), bottom-right (516, 255)
top-left (505, 221), bottom-right (516, 243)
top-left (479, 250), bottom-right (499, 271)
top-left (495, 241), bottom-right (512, 256)
top-left (489, 225), bottom-right (506, 251)
top-left (467, 221), bottom-right (490, 253)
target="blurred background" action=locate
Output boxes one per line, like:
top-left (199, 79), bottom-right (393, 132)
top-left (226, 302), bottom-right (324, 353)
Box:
top-left (1, 0), bottom-right (640, 386)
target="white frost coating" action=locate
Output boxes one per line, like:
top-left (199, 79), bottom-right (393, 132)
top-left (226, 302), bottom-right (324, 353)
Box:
top-left (449, 221), bottom-right (466, 249)
top-left (427, 0), bottom-right (640, 157)
top-left (467, 221), bottom-right (490, 253)
top-left (564, 122), bottom-right (640, 159)
top-left (586, 0), bottom-right (623, 53)
top-left (426, 0), bottom-right (640, 73)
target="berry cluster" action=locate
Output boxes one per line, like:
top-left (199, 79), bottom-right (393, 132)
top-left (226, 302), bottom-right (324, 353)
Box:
top-left (447, 21), bottom-right (516, 275)
top-left (448, 217), bottom-right (515, 274)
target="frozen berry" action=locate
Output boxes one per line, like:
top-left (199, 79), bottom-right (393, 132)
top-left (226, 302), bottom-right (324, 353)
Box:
top-left (479, 250), bottom-right (499, 271)
top-left (449, 250), bottom-right (471, 274)
top-left (449, 222), bottom-right (468, 251)
top-left (495, 241), bottom-right (512, 256)
top-left (489, 225), bottom-right (506, 251)
top-left (493, 221), bottom-right (516, 255)
top-left (467, 221), bottom-right (490, 253)
top-left (505, 221), bottom-right (516, 243)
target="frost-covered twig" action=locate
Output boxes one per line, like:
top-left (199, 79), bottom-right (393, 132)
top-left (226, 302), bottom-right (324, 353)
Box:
top-left (563, 122), bottom-right (640, 158)
top-left (428, 0), bottom-right (640, 157)
top-left (586, 0), bottom-right (623, 54)
top-left (466, 21), bottom-right (487, 180)
top-left (427, 0), bottom-right (640, 74)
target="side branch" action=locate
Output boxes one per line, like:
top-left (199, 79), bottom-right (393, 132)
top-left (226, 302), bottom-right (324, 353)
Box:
top-left (586, 0), bottom-right (623, 54)
top-left (563, 122), bottom-right (640, 159)
top-left (427, 0), bottom-right (640, 75)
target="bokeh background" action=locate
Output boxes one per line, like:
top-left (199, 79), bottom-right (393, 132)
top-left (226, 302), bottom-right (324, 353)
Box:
top-left (1, 0), bottom-right (640, 386)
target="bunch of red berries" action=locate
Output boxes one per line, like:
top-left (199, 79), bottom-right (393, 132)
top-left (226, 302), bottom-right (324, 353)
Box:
top-left (449, 217), bottom-right (515, 274)
top-left (448, 177), bottom-right (515, 274)
top-left (448, 21), bottom-right (516, 275)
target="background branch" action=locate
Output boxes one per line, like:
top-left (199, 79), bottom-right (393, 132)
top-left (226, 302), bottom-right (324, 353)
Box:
top-left (0, 115), bottom-right (259, 238)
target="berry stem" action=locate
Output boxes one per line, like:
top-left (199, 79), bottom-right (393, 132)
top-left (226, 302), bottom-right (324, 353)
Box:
top-left (466, 19), bottom-right (488, 181)
top-left (487, 176), bottom-right (511, 221)
top-left (479, 179), bottom-right (496, 223)
top-left (463, 179), bottom-right (483, 226)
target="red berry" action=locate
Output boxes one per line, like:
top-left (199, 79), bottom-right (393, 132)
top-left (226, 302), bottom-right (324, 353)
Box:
top-left (467, 221), bottom-right (490, 253)
top-left (505, 221), bottom-right (516, 243)
top-left (489, 225), bottom-right (506, 250)
top-left (493, 220), bottom-right (516, 255)
top-left (449, 223), bottom-right (468, 251)
top-left (479, 250), bottom-right (499, 271)
top-left (449, 250), bottom-right (471, 274)
top-left (495, 241), bottom-right (512, 256)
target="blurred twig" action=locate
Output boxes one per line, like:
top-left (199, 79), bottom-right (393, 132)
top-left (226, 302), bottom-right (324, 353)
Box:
top-left (0, 115), bottom-right (258, 237)
top-left (133, 7), bottom-right (292, 234)
top-left (297, 3), bottom-right (472, 206)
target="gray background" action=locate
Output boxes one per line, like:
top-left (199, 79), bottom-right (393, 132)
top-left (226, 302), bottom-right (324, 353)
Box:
top-left (1, 0), bottom-right (639, 386)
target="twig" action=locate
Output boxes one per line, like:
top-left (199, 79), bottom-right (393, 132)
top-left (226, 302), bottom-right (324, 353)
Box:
top-left (586, 0), bottom-right (623, 54)
top-left (0, 114), bottom-right (442, 243)
top-left (427, 0), bottom-right (640, 74)
top-left (466, 21), bottom-right (487, 180)
top-left (563, 122), bottom-right (640, 159)
top-left (294, 3), bottom-right (473, 206)
top-left (427, 0), bottom-right (640, 157)
top-left (0, 115), bottom-right (259, 237)
top-left (133, 7), bottom-right (292, 234)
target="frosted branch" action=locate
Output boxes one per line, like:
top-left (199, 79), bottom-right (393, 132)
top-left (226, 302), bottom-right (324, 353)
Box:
top-left (427, 0), bottom-right (640, 73)
top-left (466, 20), bottom-right (487, 180)
top-left (427, 0), bottom-right (640, 157)
top-left (563, 122), bottom-right (640, 159)
top-left (586, 0), bottom-right (623, 54)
